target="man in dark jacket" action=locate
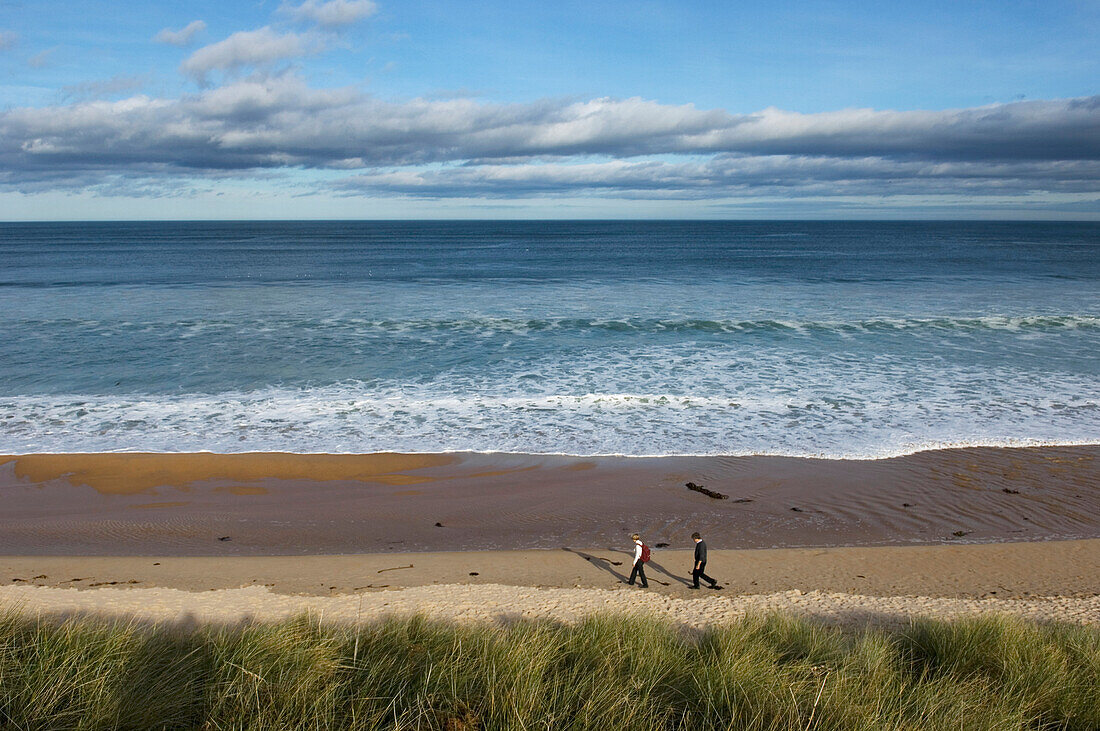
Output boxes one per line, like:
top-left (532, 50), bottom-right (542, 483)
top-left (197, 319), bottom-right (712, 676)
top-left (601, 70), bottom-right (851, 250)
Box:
top-left (690, 532), bottom-right (721, 590)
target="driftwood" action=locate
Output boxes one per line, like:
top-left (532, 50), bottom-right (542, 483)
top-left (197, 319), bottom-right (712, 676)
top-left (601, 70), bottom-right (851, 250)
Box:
top-left (685, 482), bottom-right (728, 500)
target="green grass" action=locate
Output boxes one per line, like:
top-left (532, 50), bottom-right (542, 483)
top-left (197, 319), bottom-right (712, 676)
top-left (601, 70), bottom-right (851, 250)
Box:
top-left (1, 609), bottom-right (1098, 730)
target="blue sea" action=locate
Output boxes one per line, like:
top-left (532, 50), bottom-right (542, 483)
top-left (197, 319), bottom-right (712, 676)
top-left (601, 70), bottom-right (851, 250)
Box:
top-left (1, 221), bottom-right (1098, 458)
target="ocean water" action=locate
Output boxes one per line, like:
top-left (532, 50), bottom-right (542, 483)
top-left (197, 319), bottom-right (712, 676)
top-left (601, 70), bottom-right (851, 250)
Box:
top-left (1, 220), bottom-right (1098, 458)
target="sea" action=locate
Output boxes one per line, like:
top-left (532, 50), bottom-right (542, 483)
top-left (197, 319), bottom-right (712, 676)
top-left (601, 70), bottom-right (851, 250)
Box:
top-left (1, 220), bottom-right (1098, 459)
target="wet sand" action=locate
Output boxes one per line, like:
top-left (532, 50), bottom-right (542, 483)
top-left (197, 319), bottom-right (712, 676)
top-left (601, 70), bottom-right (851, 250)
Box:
top-left (1, 446), bottom-right (1097, 555)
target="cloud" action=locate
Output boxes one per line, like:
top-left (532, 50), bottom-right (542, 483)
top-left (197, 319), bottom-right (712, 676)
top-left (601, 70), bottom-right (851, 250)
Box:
top-left (699, 100), bottom-right (1100, 162)
top-left (61, 75), bottom-right (145, 102)
top-left (27, 47), bottom-right (55, 68)
top-left (333, 157), bottom-right (1100, 200)
top-left (180, 27), bottom-right (315, 83)
top-left (154, 20), bottom-right (206, 47)
top-left (1, 73), bottom-right (1097, 205)
top-left (0, 30), bottom-right (16, 51)
top-left (284, 0), bottom-right (378, 28)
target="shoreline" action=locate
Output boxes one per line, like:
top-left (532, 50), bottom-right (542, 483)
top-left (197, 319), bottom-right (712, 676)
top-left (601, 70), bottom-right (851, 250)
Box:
top-left (6, 439), bottom-right (1100, 460)
top-left (2, 445), bottom-right (1097, 555)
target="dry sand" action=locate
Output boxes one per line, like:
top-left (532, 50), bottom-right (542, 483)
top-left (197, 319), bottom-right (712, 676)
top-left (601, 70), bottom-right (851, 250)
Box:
top-left (3, 583), bottom-right (1097, 631)
top-left (4, 540), bottom-right (1099, 598)
top-left (3, 540), bottom-right (1098, 629)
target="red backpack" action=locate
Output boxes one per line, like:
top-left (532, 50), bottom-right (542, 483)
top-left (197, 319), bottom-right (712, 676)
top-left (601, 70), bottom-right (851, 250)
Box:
top-left (640, 543), bottom-right (651, 563)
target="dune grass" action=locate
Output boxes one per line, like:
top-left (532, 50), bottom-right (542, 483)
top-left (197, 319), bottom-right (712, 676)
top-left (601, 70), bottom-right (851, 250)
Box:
top-left (1, 609), bottom-right (1098, 730)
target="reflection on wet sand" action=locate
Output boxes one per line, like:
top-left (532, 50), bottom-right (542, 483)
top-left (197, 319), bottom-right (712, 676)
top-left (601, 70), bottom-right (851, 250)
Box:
top-left (2, 452), bottom-right (460, 494)
top-left (0, 446), bottom-right (1096, 556)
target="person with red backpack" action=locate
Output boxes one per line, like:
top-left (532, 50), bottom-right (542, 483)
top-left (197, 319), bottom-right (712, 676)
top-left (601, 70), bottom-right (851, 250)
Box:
top-left (627, 533), bottom-right (649, 588)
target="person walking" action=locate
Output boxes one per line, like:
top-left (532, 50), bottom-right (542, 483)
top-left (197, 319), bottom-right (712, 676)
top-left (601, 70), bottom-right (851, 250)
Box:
top-left (690, 532), bottom-right (721, 590)
top-left (627, 533), bottom-right (649, 588)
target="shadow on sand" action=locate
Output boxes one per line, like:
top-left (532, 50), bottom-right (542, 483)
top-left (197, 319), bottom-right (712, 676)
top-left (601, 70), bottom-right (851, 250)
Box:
top-left (561, 548), bottom-right (628, 582)
top-left (562, 547), bottom-right (694, 588)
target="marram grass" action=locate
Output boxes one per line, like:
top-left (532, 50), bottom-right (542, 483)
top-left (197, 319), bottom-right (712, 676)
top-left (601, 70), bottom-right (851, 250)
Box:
top-left (1, 610), bottom-right (1098, 730)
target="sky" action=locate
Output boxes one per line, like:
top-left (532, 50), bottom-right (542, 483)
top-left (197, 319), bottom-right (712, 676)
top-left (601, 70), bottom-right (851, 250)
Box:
top-left (1, 0), bottom-right (1098, 220)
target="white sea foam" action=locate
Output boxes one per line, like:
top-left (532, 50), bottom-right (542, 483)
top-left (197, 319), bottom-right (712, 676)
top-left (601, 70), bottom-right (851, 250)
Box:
top-left (14, 314), bottom-right (1100, 337)
top-left (2, 370), bottom-right (1097, 458)
top-left (4, 320), bottom-right (1099, 458)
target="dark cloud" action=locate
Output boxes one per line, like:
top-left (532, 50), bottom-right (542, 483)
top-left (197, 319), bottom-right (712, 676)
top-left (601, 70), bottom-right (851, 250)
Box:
top-left (712, 99), bottom-right (1100, 162)
top-left (1, 72), bottom-right (1098, 203)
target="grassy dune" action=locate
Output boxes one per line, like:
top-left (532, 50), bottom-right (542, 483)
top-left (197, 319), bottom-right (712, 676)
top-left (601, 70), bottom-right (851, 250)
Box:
top-left (1, 610), bottom-right (1098, 730)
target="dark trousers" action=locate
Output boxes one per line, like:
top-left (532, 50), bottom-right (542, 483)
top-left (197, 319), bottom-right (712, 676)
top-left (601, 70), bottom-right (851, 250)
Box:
top-left (628, 559), bottom-right (648, 587)
top-left (692, 561), bottom-right (716, 588)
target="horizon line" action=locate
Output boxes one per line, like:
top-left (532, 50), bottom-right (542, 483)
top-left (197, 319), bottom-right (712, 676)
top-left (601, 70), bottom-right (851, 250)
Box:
top-left (3, 218), bottom-right (1100, 224)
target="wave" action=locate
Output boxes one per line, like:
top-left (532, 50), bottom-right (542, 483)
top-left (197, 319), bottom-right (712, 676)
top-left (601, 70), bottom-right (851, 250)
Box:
top-left (12, 315), bottom-right (1100, 338)
top-left (2, 382), bottom-right (1097, 459)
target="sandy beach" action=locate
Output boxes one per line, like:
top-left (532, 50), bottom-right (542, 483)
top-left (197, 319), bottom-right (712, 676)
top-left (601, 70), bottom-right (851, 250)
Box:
top-left (3, 539), bottom-right (1099, 629)
top-left (4, 582), bottom-right (1099, 631)
top-left (2, 446), bottom-right (1097, 555)
top-left (3, 446), bottom-right (1096, 628)
top-left (5, 539), bottom-right (1099, 598)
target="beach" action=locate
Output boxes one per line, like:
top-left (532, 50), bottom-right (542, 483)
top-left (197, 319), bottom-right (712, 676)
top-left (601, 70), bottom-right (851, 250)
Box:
top-left (2, 540), bottom-right (1099, 628)
top-left (1, 223), bottom-right (1098, 727)
top-left (2, 447), bottom-right (1098, 628)
top-left (2, 221), bottom-right (1098, 671)
top-left (6, 5), bottom-right (1100, 720)
top-left (2, 446), bottom-right (1097, 555)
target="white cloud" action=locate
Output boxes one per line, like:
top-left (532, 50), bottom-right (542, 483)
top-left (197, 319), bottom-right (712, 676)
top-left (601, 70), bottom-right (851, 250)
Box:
top-left (0, 30), bottom-right (17, 51)
top-left (180, 27), bottom-right (315, 83)
top-left (154, 20), bottom-right (207, 47)
top-left (285, 0), bottom-right (378, 28)
top-left (1, 73), bottom-right (1097, 206)
top-left (334, 156), bottom-right (1100, 199)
